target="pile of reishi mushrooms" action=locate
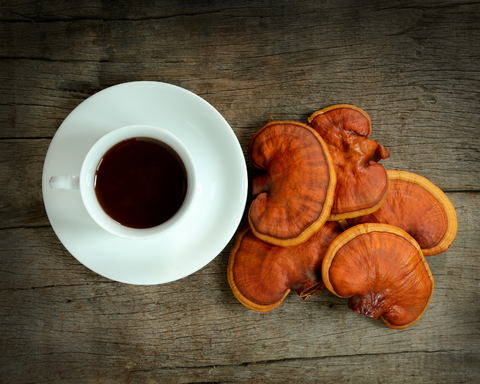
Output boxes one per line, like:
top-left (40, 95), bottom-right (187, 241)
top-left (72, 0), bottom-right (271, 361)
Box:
top-left (228, 104), bottom-right (458, 330)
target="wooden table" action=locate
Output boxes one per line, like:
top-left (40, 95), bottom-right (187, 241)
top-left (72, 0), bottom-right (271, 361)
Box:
top-left (2, 1), bottom-right (480, 383)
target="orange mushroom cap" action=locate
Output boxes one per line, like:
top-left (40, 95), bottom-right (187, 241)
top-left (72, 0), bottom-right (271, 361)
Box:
top-left (322, 223), bottom-right (434, 329)
top-left (228, 222), bottom-right (343, 312)
top-left (248, 121), bottom-right (336, 247)
top-left (346, 170), bottom-right (458, 256)
top-left (308, 105), bottom-right (390, 220)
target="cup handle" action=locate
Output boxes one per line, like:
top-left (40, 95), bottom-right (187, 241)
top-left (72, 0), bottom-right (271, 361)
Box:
top-left (49, 175), bottom-right (80, 191)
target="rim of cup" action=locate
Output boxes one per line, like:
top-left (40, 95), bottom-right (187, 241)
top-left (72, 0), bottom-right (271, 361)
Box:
top-left (80, 124), bottom-right (197, 240)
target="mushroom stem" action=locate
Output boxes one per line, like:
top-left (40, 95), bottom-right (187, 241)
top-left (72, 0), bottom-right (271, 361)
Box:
top-left (372, 144), bottom-right (390, 162)
top-left (348, 291), bottom-right (386, 320)
top-left (337, 219), bottom-right (350, 231)
top-left (252, 173), bottom-right (272, 196)
top-left (298, 281), bottom-right (325, 300)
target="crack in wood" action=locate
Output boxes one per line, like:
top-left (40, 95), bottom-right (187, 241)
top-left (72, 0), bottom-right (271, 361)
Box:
top-left (0, 282), bottom-right (117, 292)
top-left (0, 225), bottom-right (52, 231)
top-left (126, 348), bottom-right (469, 373)
top-left (0, 9), bottom-right (224, 24)
top-left (0, 137), bottom-right (53, 140)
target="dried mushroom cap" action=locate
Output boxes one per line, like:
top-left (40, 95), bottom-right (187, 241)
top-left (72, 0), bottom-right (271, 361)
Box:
top-left (346, 170), bottom-right (458, 256)
top-left (322, 223), bottom-right (434, 329)
top-left (308, 105), bottom-right (390, 220)
top-left (308, 104), bottom-right (373, 137)
top-left (248, 121), bottom-right (336, 247)
top-left (228, 222), bottom-right (343, 312)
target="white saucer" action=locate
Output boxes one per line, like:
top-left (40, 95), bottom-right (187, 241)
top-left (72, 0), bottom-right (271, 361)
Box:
top-left (42, 81), bottom-right (248, 285)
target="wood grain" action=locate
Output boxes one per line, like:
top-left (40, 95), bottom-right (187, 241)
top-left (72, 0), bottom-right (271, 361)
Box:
top-left (1, 0), bottom-right (479, 383)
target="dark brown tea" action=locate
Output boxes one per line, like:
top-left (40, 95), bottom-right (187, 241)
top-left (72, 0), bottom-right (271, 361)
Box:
top-left (94, 137), bottom-right (187, 229)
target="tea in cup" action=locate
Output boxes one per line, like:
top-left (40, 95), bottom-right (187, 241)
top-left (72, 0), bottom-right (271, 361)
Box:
top-left (49, 124), bottom-right (197, 240)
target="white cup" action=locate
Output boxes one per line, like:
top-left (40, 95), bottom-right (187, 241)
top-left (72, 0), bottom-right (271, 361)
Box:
top-left (49, 124), bottom-right (197, 240)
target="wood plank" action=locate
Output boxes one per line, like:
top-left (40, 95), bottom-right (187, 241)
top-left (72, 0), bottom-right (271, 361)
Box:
top-left (0, 193), bottom-right (478, 382)
top-left (1, 351), bottom-right (479, 383)
top-left (5, 37), bottom-right (480, 219)
top-left (0, 135), bottom-right (478, 234)
top-left (0, 0), bottom-right (272, 21)
top-left (1, 0), bottom-right (479, 22)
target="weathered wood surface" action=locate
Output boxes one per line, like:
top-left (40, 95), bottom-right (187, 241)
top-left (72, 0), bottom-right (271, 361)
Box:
top-left (1, 1), bottom-right (479, 383)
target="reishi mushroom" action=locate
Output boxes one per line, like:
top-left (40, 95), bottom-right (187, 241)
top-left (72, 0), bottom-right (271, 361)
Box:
top-left (228, 222), bottom-right (343, 312)
top-left (346, 170), bottom-right (458, 256)
top-left (248, 121), bottom-right (336, 247)
top-left (322, 223), bottom-right (434, 329)
top-left (308, 105), bottom-right (390, 220)
top-left (228, 105), bottom-right (455, 329)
